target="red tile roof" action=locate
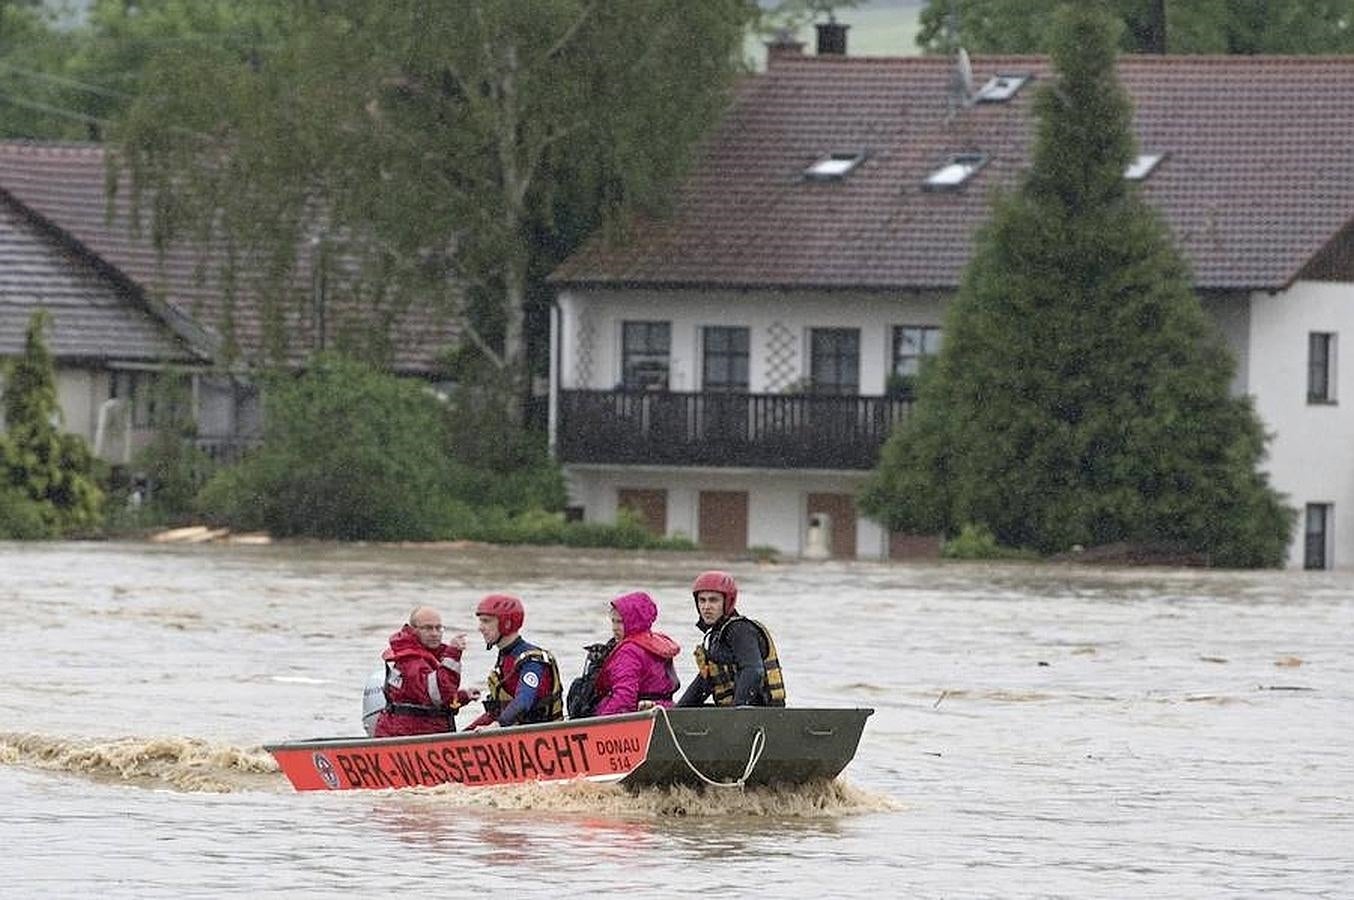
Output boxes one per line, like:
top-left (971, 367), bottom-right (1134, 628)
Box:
top-left (0, 141), bottom-right (457, 373)
top-left (552, 54), bottom-right (1354, 292)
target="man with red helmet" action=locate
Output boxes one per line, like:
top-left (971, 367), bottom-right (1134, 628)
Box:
top-left (373, 606), bottom-right (478, 737)
top-left (676, 570), bottom-right (786, 708)
top-left (466, 593), bottom-right (564, 729)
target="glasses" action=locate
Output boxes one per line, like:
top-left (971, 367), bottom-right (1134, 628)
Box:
top-left (414, 624), bottom-right (444, 632)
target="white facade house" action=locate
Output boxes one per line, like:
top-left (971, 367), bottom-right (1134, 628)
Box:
top-left (550, 37), bottom-right (1354, 569)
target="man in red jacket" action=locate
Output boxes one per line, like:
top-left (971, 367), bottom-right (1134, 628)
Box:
top-left (373, 606), bottom-right (477, 737)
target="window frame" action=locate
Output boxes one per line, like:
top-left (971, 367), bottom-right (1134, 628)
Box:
top-left (809, 327), bottom-right (861, 396)
top-left (620, 321), bottom-right (672, 391)
top-left (1308, 331), bottom-right (1336, 405)
top-left (701, 325), bottom-right (750, 393)
top-left (1304, 502), bottom-right (1333, 570)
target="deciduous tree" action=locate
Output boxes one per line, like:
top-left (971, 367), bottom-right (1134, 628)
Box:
top-left (917, 0), bottom-right (1354, 55)
top-left (113, 0), bottom-right (755, 398)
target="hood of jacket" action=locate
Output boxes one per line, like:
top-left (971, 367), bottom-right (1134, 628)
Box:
top-left (613, 591), bottom-right (659, 637)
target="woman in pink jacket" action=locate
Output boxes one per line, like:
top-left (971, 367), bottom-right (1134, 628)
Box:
top-left (592, 591), bottom-right (681, 716)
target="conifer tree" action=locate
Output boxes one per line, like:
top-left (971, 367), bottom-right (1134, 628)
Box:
top-left (860, 4), bottom-right (1293, 567)
top-left (0, 310), bottom-right (105, 535)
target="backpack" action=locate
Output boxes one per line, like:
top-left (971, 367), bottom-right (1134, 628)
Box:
top-left (566, 639), bottom-right (616, 719)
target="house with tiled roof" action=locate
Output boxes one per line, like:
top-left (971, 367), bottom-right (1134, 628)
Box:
top-left (0, 140), bottom-right (459, 465)
top-left (549, 29), bottom-right (1354, 569)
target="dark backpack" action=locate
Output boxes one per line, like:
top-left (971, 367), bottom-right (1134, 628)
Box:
top-left (566, 639), bottom-right (615, 719)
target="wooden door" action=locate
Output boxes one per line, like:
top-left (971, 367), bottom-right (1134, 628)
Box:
top-left (806, 492), bottom-right (857, 559)
top-left (618, 488), bottom-right (667, 537)
top-left (698, 490), bottom-right (749, 553)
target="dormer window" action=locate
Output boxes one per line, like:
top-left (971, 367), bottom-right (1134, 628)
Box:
top-left (923, 153), bottom-right (987, 190)
top-left (1125, 152), bottom-right (1165, 181)
top-left (975, 74), bottom-right (1030, 103)
top-left (805, 151), bottom-right (865, 181)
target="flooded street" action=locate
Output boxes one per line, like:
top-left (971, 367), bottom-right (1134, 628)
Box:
top-left (2, 541), bottom-right (1351, 897)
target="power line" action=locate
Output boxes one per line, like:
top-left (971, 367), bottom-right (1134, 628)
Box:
top-left (0, 60), bottom-right (135, 101)
top-left (0, 89), bottom-right (107, 126)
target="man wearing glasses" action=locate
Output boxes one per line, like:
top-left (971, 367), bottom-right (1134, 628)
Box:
top-left (372, 606), bottom-right (477, 737)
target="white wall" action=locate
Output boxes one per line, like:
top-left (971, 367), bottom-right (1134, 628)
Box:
top-left (564, 465), bottom-right (886, 559)
top-left (557, 287), bottom-right (946, 393)
top-left (1246, 281), bottom-right (1354, 568)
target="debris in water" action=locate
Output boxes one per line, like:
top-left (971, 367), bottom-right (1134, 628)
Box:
top-left (1274, 656), bottom-right (1303, 668)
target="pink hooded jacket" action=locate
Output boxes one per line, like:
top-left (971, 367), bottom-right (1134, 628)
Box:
top-left (593, 591), bottom-right (681, 716)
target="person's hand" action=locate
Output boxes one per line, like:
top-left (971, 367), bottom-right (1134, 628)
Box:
top-left (448, 632), bottom-right (468, 652)
top-left (637, 700), bottom-right (656, 711)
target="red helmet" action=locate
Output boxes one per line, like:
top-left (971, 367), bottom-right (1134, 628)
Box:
top-left (476, 593), bottom-right (524, 636)
top-left (691, 570), bottom-right (737, 615)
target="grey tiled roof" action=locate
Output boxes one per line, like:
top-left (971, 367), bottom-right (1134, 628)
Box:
top-left (0, 141), bottom-right (457, 374)
top-left (0, 200), bottom-right (201, 362)
top-left (552, 54), bottom-right (1354, 292)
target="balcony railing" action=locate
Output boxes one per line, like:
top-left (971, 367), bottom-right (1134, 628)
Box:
top-left (556, 389), bottom-right (913, 470)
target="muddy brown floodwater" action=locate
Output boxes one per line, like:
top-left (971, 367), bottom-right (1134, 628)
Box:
top-left (1, 541), bottom-right (1351, 897)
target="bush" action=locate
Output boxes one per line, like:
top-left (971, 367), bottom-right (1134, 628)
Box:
top-left (942, 523), bottom-right (1038, 561)
top-left (0, 486), bottom-right (52, 539)
top-left (451, 506), bottom-right (696, 550)
top-left (195, 355), bottom-right (462, 540)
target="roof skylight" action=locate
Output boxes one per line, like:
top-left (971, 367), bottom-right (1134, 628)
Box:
top-left (805, 152), bottom-right (866, 181)
top-left (923, 153), bottom-right (987, 190)
top-left (974, 74), bottom-right (1031, 103)
top-left (1124, 152), bottom-right (1165, 181)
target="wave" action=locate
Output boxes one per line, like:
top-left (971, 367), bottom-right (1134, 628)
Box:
top-left (388, 776), bottom-right (900, 817)
top-left (1, 733), bottom-right (896, 816)
top-left (0, 732), bottom-right (281, 793)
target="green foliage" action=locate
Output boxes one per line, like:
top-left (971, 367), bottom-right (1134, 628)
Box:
top-left (942, 524), bottom-right (1036, 561)
top-left (194, 354), bottom-right (462, 539)
top-left (457, 507), bottom-right (696, 551)
top-left (0, 311), bottom-right (105, 535)
top-left (917, 0), bottom-right (1354, 55)
top-left (0, 484), bottom-right (51, 539)
top-left (112, 0), bottom-right (756, 385)
top-left (862, 5), bottom-right (1294, 568)
top-left (130, 373), bottom-right (212, 520)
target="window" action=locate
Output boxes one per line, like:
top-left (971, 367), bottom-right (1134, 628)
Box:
top-left (889, 325), bottom-right (942, 397)
top-left (109, 370), bottom-right (188, 429)
top-left (974, 73), bottom-right (1030, 103)
top-left (805, 152), bottom-right (865, 181)
top-left (621, 321), bottom-right (671, 390)
top-left (1308, 332), bottom-right (1336, 404)
top-left (1304, 503), bottom-right (1332, 570)
top-left (924, 153), bottom-right (987, 190)
top-left (1124, 153), bottom-right (1165, 181)
top-left (810, 328), bottom-right (860, 395)
top-left (702, 326), bottom-right (749, 392)
top-left (891, 325), bottom-right (942, 377)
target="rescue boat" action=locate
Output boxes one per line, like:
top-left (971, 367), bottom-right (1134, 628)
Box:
top-left (266, 706), bottom-right (872, 792)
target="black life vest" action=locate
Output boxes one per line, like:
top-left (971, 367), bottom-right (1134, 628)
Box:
top-left (694, 615), bottom-right (786, 707)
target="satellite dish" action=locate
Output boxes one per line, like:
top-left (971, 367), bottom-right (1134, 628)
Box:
top-left (956, 47), bottom-right (974, 100)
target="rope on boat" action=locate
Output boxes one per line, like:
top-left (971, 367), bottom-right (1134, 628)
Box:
top-left (653, 706), bottom-right (766, 789)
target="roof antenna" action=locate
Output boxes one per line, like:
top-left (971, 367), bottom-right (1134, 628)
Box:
top-left (947, 1), bottom-right (973, 118)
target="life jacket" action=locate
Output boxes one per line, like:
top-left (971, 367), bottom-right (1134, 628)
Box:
top-left (485, 641), bottom-right (564, 724)
top-left (693, 615), bottom-right (786, 707)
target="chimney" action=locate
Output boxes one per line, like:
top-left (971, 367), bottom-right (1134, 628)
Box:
top-left (816, 21), bottom-right (849, 56)
top-left (765, 27), bottom-right (805, 68)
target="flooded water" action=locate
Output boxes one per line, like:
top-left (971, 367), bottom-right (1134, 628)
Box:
top-left (1, 541), bottom-right (1351, 898)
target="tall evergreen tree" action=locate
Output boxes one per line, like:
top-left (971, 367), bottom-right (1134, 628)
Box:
top-left (860, 3), bottom-right (1293, 567)
top-left (0, 311), bottom-right (105, 535)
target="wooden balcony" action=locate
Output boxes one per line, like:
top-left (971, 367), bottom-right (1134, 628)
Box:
top-left (556, 389), bottom-right (913, 470)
